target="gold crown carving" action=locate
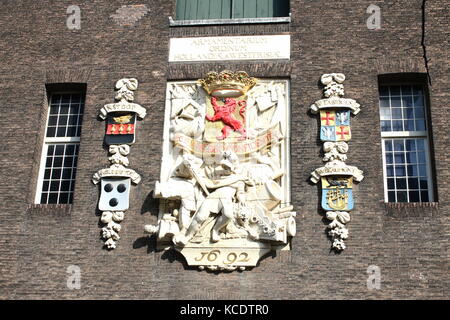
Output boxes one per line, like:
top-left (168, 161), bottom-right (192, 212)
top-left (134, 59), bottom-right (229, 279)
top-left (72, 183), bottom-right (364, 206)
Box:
top-left (198, 70), bottom-right (257, 97)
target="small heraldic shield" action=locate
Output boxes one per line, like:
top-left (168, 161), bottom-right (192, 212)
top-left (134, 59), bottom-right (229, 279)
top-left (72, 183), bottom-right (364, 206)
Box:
top-left (321, 176), bottom-right (354, 211)
top-left (99, 178), bottom-right (131, 211)
top-left (320, 110), bottom-right (351, 142)
top-left (105, 113), bottom-right (136, 145)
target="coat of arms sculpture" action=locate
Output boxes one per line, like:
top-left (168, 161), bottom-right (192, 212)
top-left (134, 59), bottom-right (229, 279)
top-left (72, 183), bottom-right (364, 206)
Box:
top-left (145, 71), bottom-right (296, 271)
top-left (310, 73), bottom-right (364, 251)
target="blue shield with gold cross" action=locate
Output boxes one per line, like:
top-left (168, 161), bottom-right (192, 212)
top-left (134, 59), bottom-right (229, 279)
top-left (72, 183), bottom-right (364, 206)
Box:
top-left (321, 176), bottom-right (354, 211)
top-left (320, 110), bottom-right (351, 142)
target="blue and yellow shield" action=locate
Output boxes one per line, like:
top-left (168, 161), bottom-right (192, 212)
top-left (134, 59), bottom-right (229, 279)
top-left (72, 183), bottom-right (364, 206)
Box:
top-left (321, 176), bottom-right (354, 211)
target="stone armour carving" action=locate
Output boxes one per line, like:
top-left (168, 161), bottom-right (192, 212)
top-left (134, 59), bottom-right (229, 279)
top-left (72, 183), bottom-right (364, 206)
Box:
top-left (93, 79), bottom-right (146, 249)
top-left (310, 74), bottom-right (364, 251)
top-left (145, 71), bottom-right (296, 271)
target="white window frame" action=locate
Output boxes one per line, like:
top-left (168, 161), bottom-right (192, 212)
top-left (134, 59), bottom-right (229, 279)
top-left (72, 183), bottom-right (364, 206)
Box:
top-left (379, 84), bottom-right (434, 203)
top-left (34, 91), bottom-right (83, 204)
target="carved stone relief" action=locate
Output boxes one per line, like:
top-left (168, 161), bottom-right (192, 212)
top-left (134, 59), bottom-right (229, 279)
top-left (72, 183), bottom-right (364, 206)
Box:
top-left (145, 71), bottom-right (296, 270)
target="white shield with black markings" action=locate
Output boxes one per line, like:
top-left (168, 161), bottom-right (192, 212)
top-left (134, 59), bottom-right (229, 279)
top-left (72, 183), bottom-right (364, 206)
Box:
top-left (99, 178), bottom-right (131, 211)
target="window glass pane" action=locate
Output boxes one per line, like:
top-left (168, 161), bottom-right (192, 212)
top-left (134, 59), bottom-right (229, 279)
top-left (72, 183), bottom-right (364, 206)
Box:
top-left (385, 153), bottom-right (393, 164)
top-left (53, 157), bottom-right (63, 168)
top-left (405, 152), bottom-right (417, 163)
top-left (44, 169), bottom-right (51, 179)
top-left (388, 191), bottom-right (396, 202)
top-left (419, 179), bottom-right (428, 189)
top-left (391, 108), bottom-right (402, 119)
top-left (407, 165), bottom-right (418, 176)
top-left (394, 152), bottom-right (405, 164)
top-left (49, 107), bottom-right (59, 115)
top-left (386, 166), bottom-right (394, 177)
top-left (40, 193), bottom-right (48, 204)
top-left (408, 178), bottom-right (418, 189)
top-left (392, 120), bottom-right (403, 131)
top-left (59, 105), bottom-right (70, 115)
top-left (415, 120), bottom-right (426, 131)
top-left (50, 181), bottom-right (60, 192)
top-left (404, 108), bottom-right (414, 119)
top-left (414, 95), bottom-right (424, 107)
top-left (404, 120), bottom-right (415, 131)
top-left (67, 126), bottom-right (77, 137)
top-left (405, 140), bottom-right (416, 151)
top-left (420, 191), bottom-right (429, 202)
top-left (409, 191), bottom-right (420, 202)
top-left (397, 191), bottom-right (407, 202)
top-left (61, 181), bottom-right (71, 192)
top-left (379, 107), bottom-right (391, 120)
top-left (390, 97), bottom-right (401, 107)
top-left (62, 168), bottom-right (72, 179)
top-left (380, 120), bottom-right (392, 131)
top-left (48, 116), bottom-right (58, 126)
top-left (393, 140), bottom-right (404, 151)
top-left (48, 193), bottom-right (58, 204)
top-left (387, 178), bottom-right (395, 189)
top-left (414, 108), bottom-right (425, 118)
top-left (418, 165), bottom-right (427, 177)
top-left (416, 139), bottom-right (425, 151)
top-left (396, 178), bottom-right (407, 189)
top-left (46, 127), bottom-right (56, 138)
top-left (384, 140), bottom-right (393, 151)
top-left (395, 166), bottom-right (406, 176)
top-left (417, 151), bottom-right (426, 163)
top-left (56, 126), bottom-right (66, 137)
top-left (55, 145), bottom-right (65, 155)
top-left (59, 193), bottom-right (69, 204)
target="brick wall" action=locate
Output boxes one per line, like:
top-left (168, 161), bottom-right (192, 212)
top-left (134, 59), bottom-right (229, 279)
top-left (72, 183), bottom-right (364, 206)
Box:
top-left (0, 0), bottom-right (448, 299)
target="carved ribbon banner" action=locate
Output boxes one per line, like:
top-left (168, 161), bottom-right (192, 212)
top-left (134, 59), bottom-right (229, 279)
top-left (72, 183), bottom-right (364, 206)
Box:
top-left (172, 126), bottom-right (283, 156)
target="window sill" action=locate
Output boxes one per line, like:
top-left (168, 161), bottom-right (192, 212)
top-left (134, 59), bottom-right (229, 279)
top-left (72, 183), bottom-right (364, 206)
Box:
top-left (383, 201), bottom-right (439, 218)
top-left (27, 203), bottom-right (73, 215)
top-left (169, 15), bottom-right (291, 27)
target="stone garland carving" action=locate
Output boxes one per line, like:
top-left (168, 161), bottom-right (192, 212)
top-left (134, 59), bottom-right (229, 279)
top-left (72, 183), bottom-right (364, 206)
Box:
top-left (145, 70), bottom-right (296, 271)
top-left (310, 74), bottom-right (364, 251)
top-left (92, 79), bottom-right (146, 249)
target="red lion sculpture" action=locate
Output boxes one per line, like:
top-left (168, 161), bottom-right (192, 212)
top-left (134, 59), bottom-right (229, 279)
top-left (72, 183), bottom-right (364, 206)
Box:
top-left (206, 97), bottom-right (247, 140)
